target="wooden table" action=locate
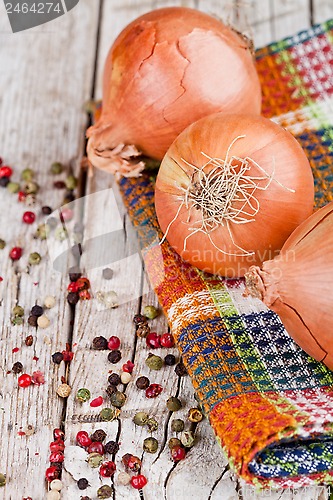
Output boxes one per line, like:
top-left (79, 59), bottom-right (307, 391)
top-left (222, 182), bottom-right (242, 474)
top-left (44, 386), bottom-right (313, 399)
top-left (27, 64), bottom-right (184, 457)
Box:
top-left (0, 1), bottom-right (332, 499)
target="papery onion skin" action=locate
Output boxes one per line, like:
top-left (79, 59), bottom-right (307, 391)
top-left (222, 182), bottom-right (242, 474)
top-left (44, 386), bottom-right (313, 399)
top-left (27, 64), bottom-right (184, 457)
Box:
top-left (86, 7), bottom-right (261, 176)
top-left (155, 113), bottom-right (314, 277)
top-left (245, 202), bottom-right (333, 370)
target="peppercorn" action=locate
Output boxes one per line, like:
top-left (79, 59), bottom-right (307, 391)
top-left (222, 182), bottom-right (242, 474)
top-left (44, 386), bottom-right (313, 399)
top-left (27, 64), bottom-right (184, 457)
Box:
top-left (37, 314), bottom-right (50, 329)
top-left (175, 361), bottom-right (188, 376)
top-left (67, 292), bottom-right (79, 306)
top-left (135, 376), bottom-right (150, 390)
top-left (146, 417), bottom-right (158, 432)
top-left (100, 407), bottom-right (119, 422)
top-left (166, 397), bottom-right (182, 412)
top-left (102, 267), bottom-right (113, 280)
top-left (27, 315), bottom-right (38, 327)
top-left (68, 266), bottom-right (82, 281)
top-left (12, 361), bottom-right (23, 374)
top-left (44, 295), bottom-right (56, 309)
top-left (65, 174), bottom-right (77, 190)
top-left (7, 181), bottom-right (20, 194)
top-left (52, 352), bottom-right (64, 364)
top-left (164, 354), bottom-right (177, 366)
top-left (180, 430), bottom-right (196, 448)
top-left (91, 429), bottom-right (107, 442)
top-left (0, 177), bottom-right (10, 187)
top-left (168, 437), bottom-right (181, 450)
top-left (133, 411), bottom-right (149, 427)
top-left (104, 440), bottom-right (119, 455)
top-left (11, 316), bottom-right (24, 326)
top-left (145, 353), bottom-right (163, 371)
top-left (54, 180), bottom-right (66, 189)
top-left (50, 479), bottom-right (63, 491)
top-left (120, 372), bottom-right (131, 385)
top-left (143, 436), bottom-right (158, 453)
top-left (0, 239), bottom-right (5, 249)
top-left (24, 181), bottom-right (39, 194)
top-left (25, 194), bottom-right (36, 206)
top-left (106, 385), bottom-right (117, 398)
top-left (56, 383), bottom-right (71, 398)
top-left (46, 492), bottom-right (60, 500)
top-left (50, 162), bottom-right (64, 175)
top-left (12, 305), bottom-right (24, 317)
top-left (42, 206), bottom-right (52, 215)
top-left (0, 474), bottom-right (6, 487)
top-left (171, 419), bottom-right (185, 433)
top-left (188, 407), bottom-right (203, 423)
top-left (136, 323), bottom-right (150, 338)
top-left (145, 384), bottom-right (163, 398)
top-left (77, 478), bottom-right (89, 490)
top-left (143, 305), bottom-right (158, 319)
top-left (117, 471), bottom-right (130, 485)
top-left (133, 314), bottom-right (147, 326)
top-left (108, 373), bottom-right (121, 386)
top-left (87, 452), bottom-right (103, 468)
top-left (31, 305), bottom-right (43, 317)
top-left (97, 485), bottom-right (113, 499)
top-left (63, 190), bottom-right (75, 204)
top-left (79, 497), bottom-right (91, 500)
top-left (110, 391), bottom-right (127, 408)
top-left (92, 336), bottom-right (108, 350)
top-left (108, 350), bottom-right (121, 363)
top-left (76, 388), bottom-right (91, 403)
top-left (36, 223), bottom-right (50, 240)
top-left (28, 252), bottom-right (41, 265)
top-left (21, 168), bottom-right (34, 181)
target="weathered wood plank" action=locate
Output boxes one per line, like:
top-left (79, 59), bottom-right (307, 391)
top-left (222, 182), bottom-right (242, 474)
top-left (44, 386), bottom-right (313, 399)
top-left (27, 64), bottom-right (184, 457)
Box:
top-left (313, 0), bottom-right (333, 23)
top-left (0, 0), bottom-right (100, 497)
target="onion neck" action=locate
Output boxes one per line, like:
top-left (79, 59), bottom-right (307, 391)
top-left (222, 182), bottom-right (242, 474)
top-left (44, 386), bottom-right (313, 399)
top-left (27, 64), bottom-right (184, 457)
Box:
top-left (244, 264), bottom-right (281, 307)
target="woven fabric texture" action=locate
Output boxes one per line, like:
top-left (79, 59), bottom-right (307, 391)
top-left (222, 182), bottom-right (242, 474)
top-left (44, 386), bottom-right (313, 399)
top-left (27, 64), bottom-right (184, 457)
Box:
top-left (117, 21), bottom-right (333, 489)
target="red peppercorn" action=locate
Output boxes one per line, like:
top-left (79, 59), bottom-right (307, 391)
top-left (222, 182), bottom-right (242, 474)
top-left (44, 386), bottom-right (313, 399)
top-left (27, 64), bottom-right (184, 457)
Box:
top-left (76, 277), bottom-right (90, 290)
top-left (146, 332), bottom-right (161, 349)
top-left (160, 333), bottom-right (175, 348)
top-left (18, 373), bottom-right (32, 388)
top-left (122, 360), bottom-right (134, 373)
top-left (0, 165), bottom-right (13, 177)
top-left (22, 211), bottom-right (36, 224)
top-left (171, 445), bottom-right (186, 462)
top-left (62, 350), bottom-right (74, 362)
top-left (59, 208), bottom-right (73, 222)
top-left (108, 336), bottom-right (120, 350)
top-left (9, 246), bottom-right (23, 261)
top-left (99, 461), bottom-right (116, 478)
top-left (67, 281), bottom-right (79, 292)
top-left (50, 440), bottom-right (65, 453)
top-left (145, 383), bottom-right (163, 398)
top-left (76, 430), bottom-right (92, 448)
top-left (53, 428), bottom-right (65, 441)
top-left (49, 451), bottom-right (64, 463)
top-left (87, 441), bottom-right (105, 455)
top-left (18, 191), bottom-right (26, 202)
top-left (130, 474), bottom-right (148, 489)
top-left (45, 466), bottom-right (60, 482)
top-left (90, 396), bottom-right (103, 407)
top-left (127, 455), bottom-right (142, 471)
top-left (79, 289), bottom-right (91, 300)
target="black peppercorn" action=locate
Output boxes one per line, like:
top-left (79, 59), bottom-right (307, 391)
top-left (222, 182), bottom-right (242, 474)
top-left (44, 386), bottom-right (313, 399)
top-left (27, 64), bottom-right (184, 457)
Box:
top-left (135, 376), bottom-right (150, 390)
top-left (67, 292), bottom-right (80, 306)
top-left (30, 305), bottom-right (44, 317)
top-left (41, 206), bottom-right (52, 215)
top-left (25, 335), bottom-right (33, 346)
top-left (102, 268), bottom-right (114, 280)
top-left (104, 440), bottom-right (119, 455)
top-left (91, 429), bottom-right (107, 442)
top-left (0, 176), bottom-right (10, 187)
top-left (108, 350), bottom-right (122, 363)
top-left (80, 497), bottom-right (91, 500)
top-left (108, 373), bottom-right (121, 386)
top-left (12, 361), bottom-right (23, 374)
top-left (136, 323), bottom-right (150, 338)
top-left (164, 354), bottom-right (177, 366)
top-left (106, 385), bottom-right (117, 398)
top-left (92, 336), bottom-right (108, 350)
top-left (175, 361), bottom-right (188, 377)
top-left (133, 314), bottom-right (147, 326)
top-left (77, 478), bottom-right (89, 490)
top-left (54, 180), bottom-right (66, 189)
top-left (27, 315), bottom-right (38, 327)
top-left (68, 267), bottom-right (82, 282)
top-left (52, 352), bottom-right (64, 364)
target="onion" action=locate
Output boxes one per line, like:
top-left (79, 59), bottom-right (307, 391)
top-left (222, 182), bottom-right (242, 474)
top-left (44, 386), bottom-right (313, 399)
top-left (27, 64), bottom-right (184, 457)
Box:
top-left (86, 7), bottom-right (261, 177)
top-left (155, 113), bottom-right (314, 277)
top-left (245, 202), bottom-right (333, 369)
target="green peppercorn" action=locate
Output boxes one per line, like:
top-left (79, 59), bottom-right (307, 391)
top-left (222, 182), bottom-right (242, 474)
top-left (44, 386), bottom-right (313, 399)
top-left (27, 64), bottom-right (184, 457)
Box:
top-left (28, 252), bottom-right (41, 265)
top-left (97, 484), bottom-right (113, 499)
top-left (21, 168), bottom-right (34, 181)
top-left (65, 174), bottom-right (78, 190)
top-left (11, 316), bottom-right (24, 326)
top-left (110, 390), bottom-right (127, 408)
top-left (12, 305), bottom-right (24, 317)
top-left (145, 353), bottom-right (163, 371)
top-left (7, 181), bottom-right (20, 194)
top-left (24, 181), bottom-right (39, 194)
top-left (133, 411), bottom-right (149, 427)
top-left (50, 162), bottom-right (64, 175)
top-left (36, 223), bottom-right (50, 240)
top-left (0, 473), bottom-right (6, 487)
top-left (76, 388), bottom-right (91, 403)
top-left (180, 430), bottom-right (195, 448)
top-left (171, 419), bottom-right (185, 433)
top-left (166, 397), bottom-right (182, 412)
top-left (0, 239), bottom-right (6, 250)
top-left (143, 305), bottom-right (158, 320)
top-left (168, 437), bottom-right (181, 450)
top-left (188, 407), bottom-right (203, 423)
top-left (100, 407), bottom-right (118, 422)
top-left (55, 227), bottom-right (68, 241)
top-left (146, 417), bottom-right (158, 432)
top-left (143, 436), bottom-right (158, 453)
top-left (87, 452), bottom-right (103, 468)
